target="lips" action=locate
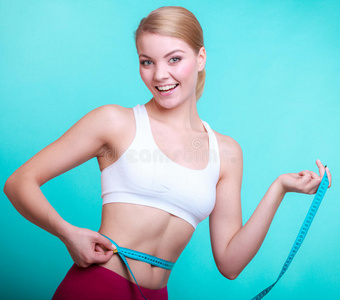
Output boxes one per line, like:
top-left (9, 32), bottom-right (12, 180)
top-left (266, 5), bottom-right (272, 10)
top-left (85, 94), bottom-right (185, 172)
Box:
top-left (155, 84), bottom-right (179, 92)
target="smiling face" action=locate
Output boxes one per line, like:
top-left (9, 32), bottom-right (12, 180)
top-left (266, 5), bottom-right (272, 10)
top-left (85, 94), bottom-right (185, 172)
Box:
top-left (137, 33), bottom-right (206, 108)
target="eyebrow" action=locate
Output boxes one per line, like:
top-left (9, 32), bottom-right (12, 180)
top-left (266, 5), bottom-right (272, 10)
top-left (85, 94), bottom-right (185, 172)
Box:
top-left (139, 49), bottom-right (185, 59)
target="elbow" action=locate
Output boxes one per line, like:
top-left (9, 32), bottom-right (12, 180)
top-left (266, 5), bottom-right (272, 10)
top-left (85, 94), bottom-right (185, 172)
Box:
top-left (225, 274), bottom-right (239, 280)
top-left (222, 271), bottom-right (240, 281)
top-left (4, 171), bottom-right (24, 199)
top-left (5, 171), bottom-right (40, 201)
top-left (217, 264), bottom-right (241, 281)
top-left (4, 173), bottom-right (17, 198)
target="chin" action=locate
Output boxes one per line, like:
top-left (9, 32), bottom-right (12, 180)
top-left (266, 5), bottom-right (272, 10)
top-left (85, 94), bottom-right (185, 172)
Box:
top-left (152, 94), bottom-right (194, 109)
top-left (153, 98), bottom-right (185, 110)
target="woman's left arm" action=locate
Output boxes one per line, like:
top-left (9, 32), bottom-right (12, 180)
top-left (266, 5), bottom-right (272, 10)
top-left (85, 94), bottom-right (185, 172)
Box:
top-left (209, 137), bottom-right (332, 280)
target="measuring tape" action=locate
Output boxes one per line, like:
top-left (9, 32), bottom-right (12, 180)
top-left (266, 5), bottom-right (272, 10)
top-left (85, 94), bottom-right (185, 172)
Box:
top-left (100, 233), bottom-right (174, 300)
top-left (251, 171), bottom-right (329, 299)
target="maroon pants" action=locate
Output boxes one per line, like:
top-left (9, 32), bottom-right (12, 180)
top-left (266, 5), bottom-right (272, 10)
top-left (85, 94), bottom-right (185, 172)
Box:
top-left (52, 264), bottom-right (168, 300)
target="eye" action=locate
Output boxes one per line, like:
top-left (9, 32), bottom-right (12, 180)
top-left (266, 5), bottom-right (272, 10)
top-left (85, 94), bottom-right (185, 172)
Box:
top-left (169, 57), bottom-right (181, 63)
top-left (140, 60), bottom-right (153, 66)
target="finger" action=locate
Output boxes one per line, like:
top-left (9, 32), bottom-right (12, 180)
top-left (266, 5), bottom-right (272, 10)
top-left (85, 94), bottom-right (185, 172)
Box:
top-left (309, 170), bottom-right (320, 180)
top-left (96, 233), bottom-right (117, 251)
top-left (299, 172), bottom-right (313, 187)
top-left (95, 244), bottom-right (105, 254)
top-left (317, 159), bottom-right (332, 187)
top-left (325, 166), bottom-right (332, 188)
top-left (316, 158), bottom-right (323, 168)
top-left (316, 159), bottom-right (325, 178)
top-left (298, 170), bottom-right (313, 179)
top-left (298, 170), bottom-right (310, 176)
top-left (92, 250), bottom-right (114, 264)
top-left (305, 174), bottom-right (322, 194)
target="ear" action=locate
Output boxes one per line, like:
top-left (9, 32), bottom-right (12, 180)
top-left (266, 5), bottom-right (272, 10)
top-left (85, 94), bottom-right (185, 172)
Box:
top-left (197, 47), bottom-right (206, 72)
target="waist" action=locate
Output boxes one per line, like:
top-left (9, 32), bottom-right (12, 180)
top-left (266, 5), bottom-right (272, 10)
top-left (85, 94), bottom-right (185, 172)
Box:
top-left (98, 203), bottom-right (194, 289)
top-left (101, 234), bottom-right (175, 269)
top-left (97, 235), bottom-right (172, 290)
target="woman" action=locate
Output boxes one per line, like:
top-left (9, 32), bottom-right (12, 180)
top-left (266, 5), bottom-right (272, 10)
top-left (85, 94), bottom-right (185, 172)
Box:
top-left (4, 6), bottom-right (331, 300)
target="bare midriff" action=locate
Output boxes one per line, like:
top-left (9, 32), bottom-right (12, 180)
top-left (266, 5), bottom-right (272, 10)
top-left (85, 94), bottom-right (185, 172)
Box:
top-left (98, 202), bottom-right (194, 290)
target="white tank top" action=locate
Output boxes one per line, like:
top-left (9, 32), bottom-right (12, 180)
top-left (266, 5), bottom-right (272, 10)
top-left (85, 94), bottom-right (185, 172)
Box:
top-left (101, 104), bottom-right (220, 229)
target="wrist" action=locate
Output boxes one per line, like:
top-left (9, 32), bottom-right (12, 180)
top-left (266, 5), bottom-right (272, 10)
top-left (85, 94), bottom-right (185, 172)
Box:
top-left (54, 219), bottom-right (75, 243)
top-left (274, 175), bottom-right (288, 197)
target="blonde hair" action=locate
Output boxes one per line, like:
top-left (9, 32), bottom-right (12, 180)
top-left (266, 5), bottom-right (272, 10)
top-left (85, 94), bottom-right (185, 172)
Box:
top-left (135, 6), bottom-right (206, 101)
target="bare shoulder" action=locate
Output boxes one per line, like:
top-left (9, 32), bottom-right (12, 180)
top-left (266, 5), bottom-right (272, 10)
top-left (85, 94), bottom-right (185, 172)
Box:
top-left (212, 129), bottom-right (242, 160)
top-left (211, 129), bottom-right (243, 179)
top-left (90, 104), bottom-right (132, 126)
top-left (88, 104), bottom-right (134, 136)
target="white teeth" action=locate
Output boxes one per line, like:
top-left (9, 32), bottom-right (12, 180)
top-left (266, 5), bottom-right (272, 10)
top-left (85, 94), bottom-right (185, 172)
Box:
top-left (157, 84), bottom-right (177, 91)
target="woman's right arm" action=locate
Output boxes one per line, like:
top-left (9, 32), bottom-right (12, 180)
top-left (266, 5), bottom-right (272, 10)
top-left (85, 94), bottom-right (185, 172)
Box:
top-left (3, 105), bottom-right (123, 267)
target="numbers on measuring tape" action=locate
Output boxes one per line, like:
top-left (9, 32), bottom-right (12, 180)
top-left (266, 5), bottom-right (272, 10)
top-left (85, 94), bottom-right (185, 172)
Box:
top-left (251, 172), bottom-right (329, 300)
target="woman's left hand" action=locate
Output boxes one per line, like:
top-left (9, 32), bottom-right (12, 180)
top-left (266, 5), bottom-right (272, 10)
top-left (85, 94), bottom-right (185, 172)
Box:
top-left (278, 159), bottom-right (332, 195)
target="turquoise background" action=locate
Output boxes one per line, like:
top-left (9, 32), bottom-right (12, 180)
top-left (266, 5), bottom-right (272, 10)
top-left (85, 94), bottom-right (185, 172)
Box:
top-left (1, 0), bottom-right (339, 299)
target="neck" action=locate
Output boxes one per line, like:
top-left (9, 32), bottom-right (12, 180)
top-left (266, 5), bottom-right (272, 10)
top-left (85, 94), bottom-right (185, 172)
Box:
top-left (145, 98), bottom-right (203, 131)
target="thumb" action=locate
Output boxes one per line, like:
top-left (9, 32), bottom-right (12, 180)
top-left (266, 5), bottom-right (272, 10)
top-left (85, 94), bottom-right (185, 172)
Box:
top-left (92, 248), bottom-right (115, 264)
top-left (95, 233), bottom-right (117, 251)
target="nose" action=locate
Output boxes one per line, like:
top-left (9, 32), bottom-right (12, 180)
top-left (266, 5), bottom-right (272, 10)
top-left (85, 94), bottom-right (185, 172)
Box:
top-left (153, 63), bottom-right (170, 81)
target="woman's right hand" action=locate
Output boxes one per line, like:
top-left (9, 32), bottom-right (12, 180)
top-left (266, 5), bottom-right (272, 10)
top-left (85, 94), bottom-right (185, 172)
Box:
top-left (60, 226), bottom-right (116, 268)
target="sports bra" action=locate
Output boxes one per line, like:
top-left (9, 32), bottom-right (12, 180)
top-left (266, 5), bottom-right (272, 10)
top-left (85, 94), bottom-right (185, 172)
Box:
top-left (101, 104), bottom-right (220, 229)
